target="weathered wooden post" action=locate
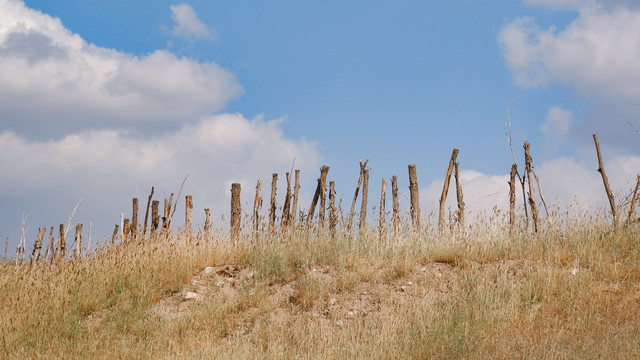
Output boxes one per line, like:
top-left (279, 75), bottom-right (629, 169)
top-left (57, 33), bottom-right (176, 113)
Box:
top-left (185, 195), bottom-right (193, 233)
top-left (329, 181), bottom-right (337, 235)
top-left (131, 198), bottom-right (139, 240)
top-left (253, 179), bottom-right (262, 236)
top-left (281, 172), bottom-right (292, 227)
top-left (439, 148), bottom-right (459, 232)
top-left (143, 186), bottom-right (154, 235)
top-left (454, 162), bottom-right (465, 230)
top-left (628, 174), bottom-right (640, 223)
top-left (408, 165), bottom-right (420, 231)
top-left (204, 209), bottom-right (212, 232)
top-left (30, 227), bottom-right (46, 265)
top-left (318, 166), bottom-right (330, 233)
top-left (358, 169), bottom-right (369, 237)
top-left (348, 160), bottom-right (368, 232)
top-left (112, 225), bottom-right (120, 245)
top-left (123, 219), bottom-right (130, 242)
top-left (379, 178), bottom-right (386, 240)
top-left (231, 183), bottom-right (242, 242)
top-left (508, 164), bottom-right (517, 233)
top-left (151, 200), bottom-right (160, 235)
top-left (291, 170), bottom-right (300, 226)
top-left (593, 134), bottom-right (617, 224)
top-left (524, 141), bottom-right (539, 232)
top-left (392, 175), bottom-right (399, 232)
top-left (269, 174), bottom-right (278, 232)
top-left (57, 224), bottom-right (65, 259)
top-left (74, 223), bottom-right (83, 261)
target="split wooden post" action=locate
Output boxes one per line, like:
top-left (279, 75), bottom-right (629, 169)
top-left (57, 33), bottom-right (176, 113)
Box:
top-left (269, 174), bottom-right (278, 232)
top-left (358, 169), bottom-right (369, 237)
top-left (151, 200), bottom-right (160, 236)
top-left (392, 175), bottom-right (399, 232)
top-left (308, 177), bottom-right (322, 227)
top-left (593, 134), bottom-right (617, 224)
top-left (143, 186), bottom-right (154, 235)
top-left (123, 219), bottom-right (130, 242)
top-left (74, 223), bottom-right (83, 261)
top-left (185, 195), bottom-right (193, 233)
top-left (253, 179), bottom-right (263, 236)
top-left (112, 225), bottom-right (120, 245)
top-left (524, 141), bottom-right (539, 232)
top-left (628, 174), bottom-right (640, 223)
top-left (454, 162), bottom-right (465, 230)
top-left (379, 178), bottom-right (387, 241)
top-left (230, 183), bottom-right (242, 242)
top-left (508, 164), bottom-right (517, 233)
top-left (347, 160), bottom-right (369, 232)
top-left (291, 170), bottom-right (300, 226)
top-left (329, 181), bottom-right (337, 235)
top-left (318, 166), bottom-right (330, 233)
top-left (408, 164), bottom-right (421, 231)
top-left (438, 148), bottom-right (459, 232)
top-left (131, 198), bottom-right (139, 240)
top-left (281, 172), bottom-right (292, 227)
top-left (30, 227), bottom-right (46, 265)
top-left (204, 209), bottom-right (212, 232)
top-left (57, 224), bottom-right (65, 260)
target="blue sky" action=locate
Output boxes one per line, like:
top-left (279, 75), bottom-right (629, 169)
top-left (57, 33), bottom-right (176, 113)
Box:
top-left (1, 0), bottom-right (639, 252)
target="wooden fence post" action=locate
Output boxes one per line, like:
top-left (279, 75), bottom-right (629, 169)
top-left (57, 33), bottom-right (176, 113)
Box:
top-left (269, 174), bottom-right (278, 232)
top-left (454, 162), bottom-right (465, 230)
top-left (508, 164), bottom-right (517, 233)
top-left (439, 149), bottom-right (459, 232)
top-left (231, 183), bottom-right (242, 242)
top-left (57, 224), bottom-right (65, 259)
top-left (185, 195), bottom-right (193, 233)
top-left (151, 200), bottom-right (160, 236)
top-left (74, 223), bottom-right (83, 261)
top-left (131, 198), bottom-right (139, 240)
top-left (30, 227), bottom-right (46, 265)
top-left (318, 166), bottom-right (330, 233)
top-left (143, 186), bottom-right (154, 235)
top-left (43, 227), bottom-right (54, 261)
top-left (253, 179), bottom-right (263, 236)
top-left (379, 178), bottom-right (386, 240)
top-left (123, 219), bottom-right (130, 242)
top-left (593, 134), bottom-right (617, 224)
top-left (628, 174), bottom-right (640, 223)
top-left (392, 175), bottom-right (399, 232)
top-left (329, 181), bottom-right (337, 235)
top-left (348, 160), bottom-right (368, 232)
top-left (358, 169), bottom-right (369, 237)
top-left (308, 177), bottom-right (322, 227)
top-left (524, 141), bottom-right (539, 232)
top-left (291, 170), bottom-right (300, 226)
top-left (204, 209), bottom-right (212, 232)
top-left (281, 172), bottom-right (292, 227)
top-left (408, 165), bottom-right (420, 231)
top-left (112, 225), bottom-right (120, 245)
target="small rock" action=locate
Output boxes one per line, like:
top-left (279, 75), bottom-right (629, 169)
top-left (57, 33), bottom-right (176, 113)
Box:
top-left (184, 292), bottom-right (199, 300)
top-left (215, 280), bottom-right (225, 287)
top-left (329, 297), bottom-right (337, 305)
top-left (204, 267), bottom-right (215, 275)
top-left (407, 281), bottom-right (413, 286)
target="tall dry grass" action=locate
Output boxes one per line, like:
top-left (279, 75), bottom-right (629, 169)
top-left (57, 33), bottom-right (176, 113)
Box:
top-left (1, 207), bottom-right (639, 359)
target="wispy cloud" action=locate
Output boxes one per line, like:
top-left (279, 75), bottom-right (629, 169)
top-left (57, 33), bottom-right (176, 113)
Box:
top-left (169, 3), bottom-right (216, 41)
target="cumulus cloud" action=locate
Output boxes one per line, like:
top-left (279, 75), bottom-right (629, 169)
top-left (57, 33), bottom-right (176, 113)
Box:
top-left (541, 106), bottom-right (573, 138)
top-left (524, 0), bottom-right (640, 11)
top-left (0, 114), bottom-right (321, 242)
top-left (0, 0), bottom-right (242, 136)
top-left (169, 3), bottom-right (216, 41)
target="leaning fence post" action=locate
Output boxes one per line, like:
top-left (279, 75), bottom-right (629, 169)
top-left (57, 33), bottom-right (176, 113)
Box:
top-left (593, 134), bottom-right (617, 225)
top-left (454, 162), bottom-right (465, 230)
top-left (628, 174), bottom-right (640, 223)
top-left (524, 141), bottom-right (539, 232)
top-left (30, 227), bottom-right (46, 265)
top-left (408, 165), bottom-right (420, 231)
top-left (392, 175), bottom-right (399, 232)
top-left (348, 160), bottom-right (368, 232)
top-left (508, 164), bottom-right (517, 233)
top-left (439, 149), bottom-right (459, 232)
top-left (143, 186), bottom-right (154, 235)
top-left (231, 183), bottom-right (242, 242)
top-left (269, 174), bottom-right (278, 233)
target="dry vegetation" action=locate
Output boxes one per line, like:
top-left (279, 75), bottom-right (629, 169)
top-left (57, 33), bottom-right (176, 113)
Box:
top-left (2, 207), bottom-right (640, 360)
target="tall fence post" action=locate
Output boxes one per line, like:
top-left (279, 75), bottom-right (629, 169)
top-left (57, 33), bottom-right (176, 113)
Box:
top-left (281, 173), bottom-right (292, 228)
top-left (185, 195), bottom-right (193, 233)
top-left (291, 170), bottom-right (300, 227)
top-left (454, 161), bottom-right (465, 230)
top-left (524, 141), bottom-right (539, 232)
top-left (329, 181), bottom-right (337, 236)
top-left (253, 179), bottom-right (263, 236)
top-left (379, 178), bottom-right (386, 241)
top-left (143, 186), bottom-right (154, 235)
top-left (131, 198), bottom-right (139, 240)
top-left (269, 174), bottom-right (278, 233)
top-left (358, 169), bottom-right (369, 237)
top-left (392, 175), bottom-right (399, 233)
top-left (231, 183), bottom-right (242, 242)
top-left (57, 224), bottom-right (65, 260)
top-left (508, 164), bottom-right (517, 233)
top-left (593, 134), bottom-right (617, 225)
top-left (74, 223), bottom-right (83, 261)
top-left (438, 149), bottom-right (459, 232)
top-left (408, 164), bottom-right (420, 231)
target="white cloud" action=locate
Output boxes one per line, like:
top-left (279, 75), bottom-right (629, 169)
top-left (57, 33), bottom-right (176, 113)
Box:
top-left (541, 106), bottom-right (573, 138)
top-left (0, 0), bottom-right (242, 136)
top-left (169, 3), bottom-right (216, 41)
top-left (524, 0), bottom-right (640, 11)
top-left (0, 113), bottom-right (321, 242)
top-left (498, 5), bottom-right (640, 101)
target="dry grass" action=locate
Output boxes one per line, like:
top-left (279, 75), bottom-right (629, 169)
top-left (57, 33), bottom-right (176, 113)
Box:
top-left (2, 210), bottom-right (640, 359)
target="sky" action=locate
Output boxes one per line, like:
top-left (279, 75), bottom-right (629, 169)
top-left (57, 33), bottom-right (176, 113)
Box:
top-left (1, 0), bottom-right (639, 253)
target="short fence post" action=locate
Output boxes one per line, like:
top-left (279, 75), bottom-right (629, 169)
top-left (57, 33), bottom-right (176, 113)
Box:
top-left (358, 168), bottom-right (369, 237)
top-left (269, 174), bottom-right (278, 233)
top-left (74, 223), bottom-right (83, 261)
top-left (185, 195), bottom-right (193, 233)
top-left (408, 165), bottom-right (420, 231)
top-left (131, 198), bottom-right (139, 240)
top-left (392, 175), bottom-right (399, 233)
top-left (231, 183), bottom-right (242, 242)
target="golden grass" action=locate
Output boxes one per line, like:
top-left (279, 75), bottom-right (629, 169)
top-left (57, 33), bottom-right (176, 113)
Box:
top-left (1, 210), bottom-right (639, 359)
